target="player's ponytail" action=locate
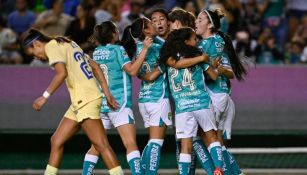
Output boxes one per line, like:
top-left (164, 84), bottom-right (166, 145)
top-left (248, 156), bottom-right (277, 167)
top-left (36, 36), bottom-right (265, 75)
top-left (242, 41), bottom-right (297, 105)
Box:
top-left (121, 18), bottom-right (146, 59)
top-left (93, 21), bottom-right (117, 46)
top-left (217, 30), bottom-right (247, 81)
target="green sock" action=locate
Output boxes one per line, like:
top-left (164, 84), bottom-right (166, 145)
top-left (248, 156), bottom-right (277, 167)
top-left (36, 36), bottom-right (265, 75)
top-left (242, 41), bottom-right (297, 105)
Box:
top-left (146, 139), bottom-right (163, 175)
top-left (178, 153), bottom-right (191, 175)
top-left (127, 150), bottom-right (142, 175)
top-left (189, 149), bottom-right (197, 175)
top-left (193, 138), bottom-right (214, 175)
top-left (141, 144), bottom-right (149, 173)
top-left (82, 154), bottom-right (98, 175)
top-left (224, 147), bottom-right (242, 175)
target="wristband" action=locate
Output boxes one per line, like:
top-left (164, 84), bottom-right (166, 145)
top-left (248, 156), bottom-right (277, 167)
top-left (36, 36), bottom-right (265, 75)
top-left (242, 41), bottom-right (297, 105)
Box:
top-left (43, 91), bottom-right (50, 99)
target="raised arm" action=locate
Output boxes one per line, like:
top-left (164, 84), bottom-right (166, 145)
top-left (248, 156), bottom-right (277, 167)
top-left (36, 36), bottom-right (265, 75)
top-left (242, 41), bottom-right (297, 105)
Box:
top-left (166, 54), bottom-right (209, 69)
top-left (211, 57), bottom-right (234, 79)
top-left (89, 58), bottom-right (119, 110)
top-left (138, 67), bottom-right (162, 82)
top-left (123, 37), bottom-right (153, 76)
top-left (33, 63), bottom-right (67, 111)
top-left (218, 66), bottom-right (234, 79)
top-left (205, 66), bottom-right (219, 81)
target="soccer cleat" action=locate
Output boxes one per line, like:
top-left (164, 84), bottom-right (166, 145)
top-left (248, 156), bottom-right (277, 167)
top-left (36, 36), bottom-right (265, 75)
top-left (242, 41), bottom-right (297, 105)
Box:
top-left (213, 168), bottom-right (224, 175)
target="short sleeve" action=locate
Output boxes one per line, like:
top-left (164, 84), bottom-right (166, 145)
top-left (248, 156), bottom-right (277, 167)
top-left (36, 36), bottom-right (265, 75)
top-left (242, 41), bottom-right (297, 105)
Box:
top-left (158, 64), bottom-right (166, 73)
top-left (45, 40), bottom-right (66, 66)
top-left (202, 63), bottom-right (210, 71)
top-left (220, 54), bottom-right (232, 68)
top-left (116, 46), bottom-right (131, 68)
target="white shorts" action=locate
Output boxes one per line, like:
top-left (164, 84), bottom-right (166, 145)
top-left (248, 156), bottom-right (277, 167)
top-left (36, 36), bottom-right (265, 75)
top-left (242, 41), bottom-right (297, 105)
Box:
top-left (100, 108), bottom-right (135, 129)
top-left (175, 107), bottom-right (217, 139)
top-left (208, 90), bottom-right (230, 122)
top-left (138, 99), bottom-right (172, 128)
top-left (222, 97), bottom-right (235, 140)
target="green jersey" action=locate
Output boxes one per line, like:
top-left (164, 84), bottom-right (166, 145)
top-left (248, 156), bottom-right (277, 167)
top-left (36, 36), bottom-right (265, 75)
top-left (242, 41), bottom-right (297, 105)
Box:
top-left (153, 36), bottom-right (165, 45)
top-left (93, 44), bottom-right (132, 113)
top-left (198, 34), bottom-right (231, 94)
top-left (137, 42), bottom-right (169, 103)
top-left (167, 63), bottom-right (211, 114)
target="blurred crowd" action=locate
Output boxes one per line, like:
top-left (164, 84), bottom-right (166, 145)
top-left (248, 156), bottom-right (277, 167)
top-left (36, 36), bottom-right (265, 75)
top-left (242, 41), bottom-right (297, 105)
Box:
top-left (0, 0), bottom-right (306, 65)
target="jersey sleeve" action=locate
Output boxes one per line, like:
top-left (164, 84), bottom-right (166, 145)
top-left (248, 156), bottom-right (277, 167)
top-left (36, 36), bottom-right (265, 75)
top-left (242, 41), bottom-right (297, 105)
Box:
top-left (220, 53), bottom-right (232, 69)
top-left (45, 40), bottom-right (66, 66)
top-left (202, 63), bottom-right (210, 71)
top-left (158, 63), bottom-right (166, 73)
top-left (116, 46), bottom-right (131, 69)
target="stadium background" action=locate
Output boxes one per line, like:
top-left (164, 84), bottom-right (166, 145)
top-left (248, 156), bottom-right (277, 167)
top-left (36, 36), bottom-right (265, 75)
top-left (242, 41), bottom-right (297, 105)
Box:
top-left (1, 0), bottom-right (307, 174)
top-left (1, 65), bottom-right (307, 174)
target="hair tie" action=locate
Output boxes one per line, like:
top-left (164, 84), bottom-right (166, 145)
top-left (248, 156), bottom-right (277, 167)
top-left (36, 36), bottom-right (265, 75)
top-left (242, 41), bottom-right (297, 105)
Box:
top-left (129, 27), bottom-right (138, 42)
top-left (204, 10), bottom-right (215, 29)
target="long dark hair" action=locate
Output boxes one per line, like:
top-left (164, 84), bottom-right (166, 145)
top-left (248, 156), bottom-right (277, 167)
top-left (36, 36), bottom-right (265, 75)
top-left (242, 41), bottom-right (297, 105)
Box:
top-left (121, 18), bottom-right (148, 59)
top-left (93, 21), bottom-right (117, 46)
top-left (203, 9), bottom-right (247, 81)
top-left (22, 28), bottom-right (71, 49)
top-left (159, 27), bottom-right (202, 65)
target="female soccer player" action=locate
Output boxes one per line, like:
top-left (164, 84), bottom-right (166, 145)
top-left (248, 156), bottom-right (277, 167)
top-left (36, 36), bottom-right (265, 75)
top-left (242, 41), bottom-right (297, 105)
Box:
top-left (196, 9), bottom-right (247, 175)
top-left (169, 9), bottom-right (218, 175)
top-left (159, 27), bottom-right (224, 175)
top-left (82, 19), bottom-right (154, 175)
top-left (169, 8), bottom-right (196, 31)
top-left (126, 17), bottom-right (172, 175)
top-left (22, 28), bottom-right (123, 175)
top-left (150, 8), bottom-right (170, 45)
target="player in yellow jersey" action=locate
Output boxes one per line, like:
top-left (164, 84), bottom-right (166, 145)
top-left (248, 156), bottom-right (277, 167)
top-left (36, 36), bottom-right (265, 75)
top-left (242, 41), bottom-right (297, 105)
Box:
top-left (22, 28), bottom-right (124, 175)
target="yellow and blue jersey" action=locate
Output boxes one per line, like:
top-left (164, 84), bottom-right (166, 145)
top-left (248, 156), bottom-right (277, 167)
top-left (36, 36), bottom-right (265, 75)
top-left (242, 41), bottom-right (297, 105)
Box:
top-left (137, 42), bottom-right (169, 103)
top-left (45, 39), bottom-right (102, 110)
top-left (93, 44), bottom-right (132, 113)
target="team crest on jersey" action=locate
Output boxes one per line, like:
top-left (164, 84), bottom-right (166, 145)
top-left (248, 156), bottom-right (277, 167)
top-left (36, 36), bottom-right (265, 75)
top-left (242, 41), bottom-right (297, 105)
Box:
top-left (120, 46), bottom-right (129, 57)
top-left (168, 112), bottom-right (172, 120)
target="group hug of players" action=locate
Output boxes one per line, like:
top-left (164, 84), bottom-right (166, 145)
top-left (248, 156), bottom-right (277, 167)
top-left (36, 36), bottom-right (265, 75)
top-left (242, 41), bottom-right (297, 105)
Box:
top-left (23, 6), bottom-right (247, 175)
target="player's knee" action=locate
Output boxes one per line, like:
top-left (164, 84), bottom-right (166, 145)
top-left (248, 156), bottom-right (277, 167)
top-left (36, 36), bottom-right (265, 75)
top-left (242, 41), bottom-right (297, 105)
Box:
top-left (205, 130), bottom-right (219, 144)
top-left (92, 140), bottom-right (111, 153)
top-left (50, 135), bottom-right (64, 149)
top-left (122, 139), bottom-right (138, 151)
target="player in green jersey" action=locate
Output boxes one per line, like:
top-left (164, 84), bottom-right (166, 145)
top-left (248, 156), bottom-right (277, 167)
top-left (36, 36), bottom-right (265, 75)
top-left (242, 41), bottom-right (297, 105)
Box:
top-left (159, 27), bottom-right (224, 175)
top-left (196, 9), bottom-right (247, 175)
top-left (82, 19), bottom-right (154, 175)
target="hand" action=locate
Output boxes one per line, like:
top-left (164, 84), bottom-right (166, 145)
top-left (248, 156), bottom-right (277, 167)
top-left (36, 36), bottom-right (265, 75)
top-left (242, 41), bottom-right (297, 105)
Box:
top-left (106, 94), bottom-right (119, 111)
top-left (201, 54), bottom-right (209, 63)
top-left (143, 37), bottom-right (153, 49)
top-left (212, 58), bottom-right (221, 68)
top-left (33, 96), bottom-right (47, 111)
